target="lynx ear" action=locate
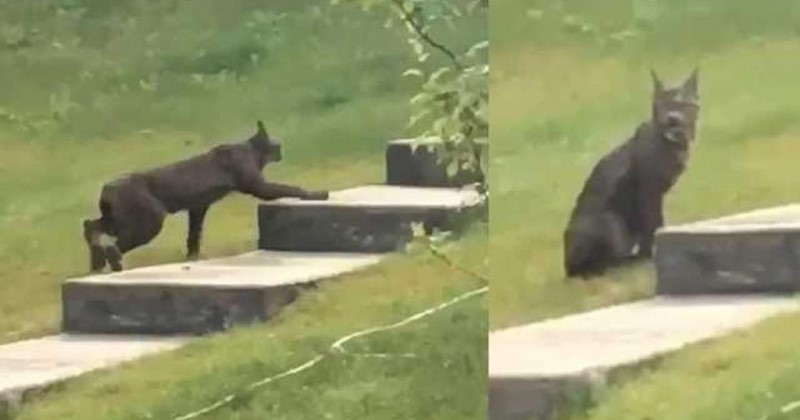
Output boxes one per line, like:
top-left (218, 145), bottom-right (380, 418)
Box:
top-left (682, 67), bottom-right (699, 100)
top-left (256, 120), bottom-right (267, 136)
top-left (650, 69), bottom-right (665, 93)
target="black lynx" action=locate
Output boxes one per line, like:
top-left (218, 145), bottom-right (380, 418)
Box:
top-left (82, 121), bottom-right (329, 273)
top-left (564, 69), bottom-right (700, 278)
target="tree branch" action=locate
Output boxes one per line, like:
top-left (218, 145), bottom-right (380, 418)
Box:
top-left (389, 0), bottom-right (464, 70)
top-left (427, 242), bottom-right (488, 284)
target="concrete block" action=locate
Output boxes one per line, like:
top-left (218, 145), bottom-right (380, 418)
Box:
top-left (385, 137), bottom-right (486, 187)
top-left (0, 334), bottom-right (186, 414)
top-left (488, 296), bottom-right (800, 420)
top-left (62, 251), bottom-right (382, 334)
top-left (258, 185), bottom-right (486, 253)
top-left (656, 204), bottom-right (800, 295)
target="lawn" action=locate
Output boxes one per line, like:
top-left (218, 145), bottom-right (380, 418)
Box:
top-left (574, 309), bottom-right (800, 420)
top-left (490, 0), bottom-right (800, 418)
top-left (10, 233), bottom-right (487, 420)
top-left (0, 0), bottom-right (487, 418)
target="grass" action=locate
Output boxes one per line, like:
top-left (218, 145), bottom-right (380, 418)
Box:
top-left (575, 309), bottom-right (800, 420)
top-left (0, 0), bottom-right (487, 418)
top-left (10, 232), bottom-right (487, 420)
top-left (491, 0), bottom-right (800, 418)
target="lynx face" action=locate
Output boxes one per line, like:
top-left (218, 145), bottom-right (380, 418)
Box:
top-left (249, 120), bottom-right (282, 167)
top-left (651, 69), bottom-right (700, 148)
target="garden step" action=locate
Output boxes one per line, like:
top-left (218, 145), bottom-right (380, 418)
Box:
top-left (488, 296), bottom-right (800, 420)
top-left (656, 204), bottom-right (800, 295)
top-left (0, 334), bottom-right (186, 415)
top-left (62, 251), bottom-right (383, 335)
top-left (258, 184), bottom-right (486, 253)
top-left (385, 137), bottom-right (486, 187)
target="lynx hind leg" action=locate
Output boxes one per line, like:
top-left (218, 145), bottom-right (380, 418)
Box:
top-left (84, 219), bottom-right (106, 272)
top-left (601, 212), bottom-right (637, 261)
top-left (82, 218), bottom-right (122, 272)
top-left (88, 244), bottom-right (106, 272)
top-left (564, 218), bottom-right (608, 278)
top-left (105, 244), bottom-right (123, 272)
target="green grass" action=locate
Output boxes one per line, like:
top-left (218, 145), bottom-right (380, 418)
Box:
top-left (11, 233), bottom-right (487, 420)
top-left (491, 0), bottom-right (800, 418)
top-left (575, 309), bottom-right (800, 420)
top-left (0, 0), bottom-right (487, 417)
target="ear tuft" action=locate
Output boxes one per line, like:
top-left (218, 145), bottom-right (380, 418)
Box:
top-left (650, 69), bottom-right (664, 93)
top-left (683, 67), bottom-right (699, 99)
top-left (256, 120), bottom-right (267, 135)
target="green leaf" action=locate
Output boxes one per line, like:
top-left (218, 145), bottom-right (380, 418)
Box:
top-left (409, 109), bottom-right (433, 127)
top-left (466, 40), bottom-right (488, 57)
top-left (428, 67), bottom-right (451, 83)
top-left (410, 92), bottom-right (431, 105)
top-left (446, 159), bottom-right (459, 177)
top-left (402, 68), bottom-right (424, 78)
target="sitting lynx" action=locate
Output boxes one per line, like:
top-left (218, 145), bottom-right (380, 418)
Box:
top-left (564, 69), bottom-right (700, 278)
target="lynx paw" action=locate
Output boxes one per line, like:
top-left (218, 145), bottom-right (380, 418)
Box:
top-left (302, 191), bottom-right (329, 201)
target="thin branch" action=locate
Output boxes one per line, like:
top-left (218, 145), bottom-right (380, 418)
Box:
top-left (427, 242), bottom-right (488, 283)
top-left (389, 0), bottom-right (464, 70)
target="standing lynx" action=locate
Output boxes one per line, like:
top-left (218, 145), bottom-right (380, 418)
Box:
top-left (82, 121), bottom-right (329, 273)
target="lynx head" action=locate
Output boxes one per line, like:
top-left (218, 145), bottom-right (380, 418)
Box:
top-left (651, 69), bottom-right (700, 148)
top-left (248, 120), bottom-right (282, 167)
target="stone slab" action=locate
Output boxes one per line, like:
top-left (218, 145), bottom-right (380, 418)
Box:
top-left (0, 334), bottom-right (186, 414)
top-left (385, 137), bottom-right (486, 187)
top-left (655, 204), bottom-right (800, 295)
top-left (489, 296), bottom-right (800, 420)
top-left (62, 251), bottom-right (383, 334)
top-left (258, 185), bottom-right (486, 253)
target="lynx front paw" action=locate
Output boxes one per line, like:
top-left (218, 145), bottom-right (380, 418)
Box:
top-left (302, 191), bottom-right (329, 201)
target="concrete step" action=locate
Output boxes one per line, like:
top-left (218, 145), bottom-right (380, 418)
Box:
top-left (258, 185), bottom-right (485, 253)
top-left (62, 251), bottom-right (383, 335)
top-left (488, 296), bottom-right (800, 420)
top-left (656, 204), bottom-right (800, 295)
top-left (385, 137), bottom-right (486, 187)
top-left (0, 334), bottom-right (186, 414)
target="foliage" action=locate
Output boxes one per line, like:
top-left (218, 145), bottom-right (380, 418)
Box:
top-left (335, 0), bottom-right (489, 190)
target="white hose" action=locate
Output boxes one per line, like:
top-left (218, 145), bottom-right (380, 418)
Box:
top-left (173, 285), bottom-right (487, 420)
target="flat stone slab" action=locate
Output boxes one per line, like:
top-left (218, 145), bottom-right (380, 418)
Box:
top-left (62, 251), bottom-right (383, 334)
top-left (489, 296), bottom-right (800, 420)
top-left (385, 137), bottom-right (486, 187)
top-left (258, 185), bottom-right (485, 253)
top-left (656, 204), bottom-right (800, 295)
top-left (0, 334), bottom-right (186, 413)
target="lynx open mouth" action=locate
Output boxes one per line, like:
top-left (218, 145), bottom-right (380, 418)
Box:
top-left (664, 130), bottom-right (688, 146)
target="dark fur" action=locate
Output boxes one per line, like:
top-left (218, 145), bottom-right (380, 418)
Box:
top-left (563, 69), bottom-right (700, 278)
top-left (83, 121), bottom-right (328, 273)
